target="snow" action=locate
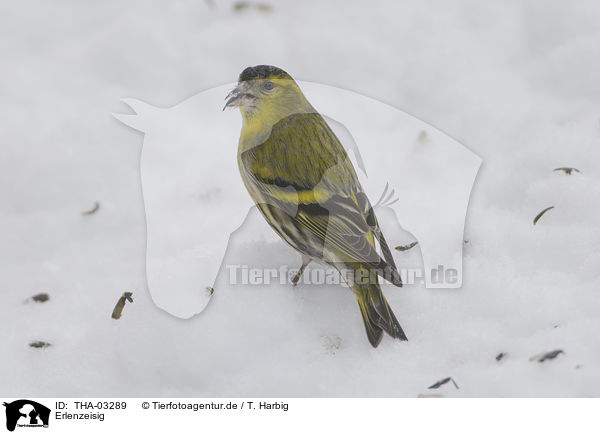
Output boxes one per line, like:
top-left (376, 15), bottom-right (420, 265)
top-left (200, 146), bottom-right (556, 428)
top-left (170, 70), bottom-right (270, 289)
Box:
top-left (1, 0), bottom-right (600, 397)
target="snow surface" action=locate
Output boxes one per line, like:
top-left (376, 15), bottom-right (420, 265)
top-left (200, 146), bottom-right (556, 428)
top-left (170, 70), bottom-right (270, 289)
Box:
top-left (1, 0), bottom-right (600, 397)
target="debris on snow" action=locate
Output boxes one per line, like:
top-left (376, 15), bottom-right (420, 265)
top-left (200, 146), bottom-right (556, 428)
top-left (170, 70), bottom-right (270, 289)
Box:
top-left (29, 293), bottom-right (50, 303)
top-left (81, 201), bottom-right (100, 215)
top-left (529, 350), bottom-right (565, 363)
top-left (533, 206), bottom-right (555, 225)
top-left (395, 241), bottom-right (418, 252)
top-left (29, 341), bottom-right (51, 349)
top-left (553, 167), bottom-right (581, 175)
top-left (428, 377), bottom-right (459, 390)
top-left (111, 291), bottom-right (134, 320)
top-left (233, 2), bottom-right (272, 13)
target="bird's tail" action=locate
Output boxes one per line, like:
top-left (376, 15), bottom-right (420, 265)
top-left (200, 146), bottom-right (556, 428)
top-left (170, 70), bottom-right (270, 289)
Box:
top-left (355, 281), bottom-right (407, 347)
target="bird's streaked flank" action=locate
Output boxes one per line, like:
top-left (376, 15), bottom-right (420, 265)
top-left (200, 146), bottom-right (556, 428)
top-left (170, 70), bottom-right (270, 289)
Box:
top-left (225, 65), bottom-right (407, 347)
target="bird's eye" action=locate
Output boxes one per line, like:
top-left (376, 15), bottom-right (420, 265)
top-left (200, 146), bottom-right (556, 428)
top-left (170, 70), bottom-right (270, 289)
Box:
top-left (263, 80), bottom-right (275, 90)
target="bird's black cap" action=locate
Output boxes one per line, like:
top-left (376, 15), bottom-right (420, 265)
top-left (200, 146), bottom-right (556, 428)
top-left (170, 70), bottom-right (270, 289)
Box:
top-left (239, 65), bottom-right (292, 82)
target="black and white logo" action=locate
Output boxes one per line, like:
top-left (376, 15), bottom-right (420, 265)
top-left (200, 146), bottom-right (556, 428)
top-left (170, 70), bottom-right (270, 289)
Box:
top-left (3, 400), bottom-right (50, 432)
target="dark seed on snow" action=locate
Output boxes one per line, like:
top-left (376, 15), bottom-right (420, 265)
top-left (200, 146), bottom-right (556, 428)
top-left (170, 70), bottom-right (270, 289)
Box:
top-left (533, 206), bottom-right (555, 225)
top-left (29, 341), bottom-right (51, 349)
top-left (529, 349), bottom-right (565, 363)
top-left (553, 167), bottom-right (581, 175)
top-left (395, 241), bottom-right (418, 251)
top-left (112, 291), bottom-right (134, 319)
top-left (428, 377), bottom-right (459, 390)
top-left (31, 293), bottom-right (50, 303)
top-left (81, 201), bottom-right (100, 215)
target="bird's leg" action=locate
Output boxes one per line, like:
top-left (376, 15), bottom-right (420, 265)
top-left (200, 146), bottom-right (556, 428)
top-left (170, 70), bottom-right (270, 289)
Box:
top-left (291, 255), bottom-right (312, 286)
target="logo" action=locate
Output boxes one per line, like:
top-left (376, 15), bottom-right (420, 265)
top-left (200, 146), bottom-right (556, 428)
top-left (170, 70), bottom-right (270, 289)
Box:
top-left (3, 401), bottom-right (50, 431)
top-left (114, 81), bottom-right (481, 319)
top-left (114, 71), bottom-right (482, 318)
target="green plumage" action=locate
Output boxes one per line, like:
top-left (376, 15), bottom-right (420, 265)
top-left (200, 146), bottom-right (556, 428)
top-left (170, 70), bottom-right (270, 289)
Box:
top-left (231, 65), bottom-right (407, 347)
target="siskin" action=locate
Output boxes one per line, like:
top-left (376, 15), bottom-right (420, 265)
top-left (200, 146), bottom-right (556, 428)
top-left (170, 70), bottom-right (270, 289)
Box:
top-left (225, 65), bottom-right (407, 347)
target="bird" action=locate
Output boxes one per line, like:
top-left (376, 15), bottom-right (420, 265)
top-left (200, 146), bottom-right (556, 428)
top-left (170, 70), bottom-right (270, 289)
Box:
top-left (224, 65), bottom-right (407, 347)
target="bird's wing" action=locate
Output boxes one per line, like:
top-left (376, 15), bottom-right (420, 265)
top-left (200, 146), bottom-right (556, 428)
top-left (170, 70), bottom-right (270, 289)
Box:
top-left (241, 113), bottom-right (401, 283)
top-left (294, 194), bottom-right (397, 273)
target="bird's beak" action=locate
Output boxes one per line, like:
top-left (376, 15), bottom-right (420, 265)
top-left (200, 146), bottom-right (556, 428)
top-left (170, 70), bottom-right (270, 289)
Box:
top-left (223, 81), bottom-right (257, 110)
